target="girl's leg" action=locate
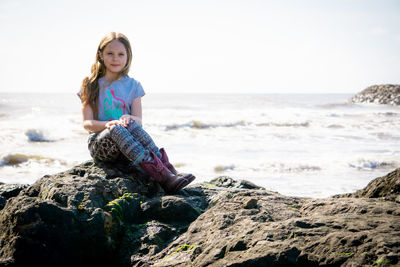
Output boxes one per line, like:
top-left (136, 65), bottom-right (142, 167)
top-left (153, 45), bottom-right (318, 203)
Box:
top-left (126, 121), bottom-right (195, 181)
top-left (88, 129), bottom-right (122, 162)
top-left (89, 125), bottom-right (194, 194)
top-left (110, 124), bottom-right (194, 194)
top-left (108, 125), bottom-right (152, 165)
top-left (126, 121), bottom-right (161, 157)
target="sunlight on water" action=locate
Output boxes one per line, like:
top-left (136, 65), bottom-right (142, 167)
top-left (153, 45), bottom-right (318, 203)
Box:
top-left (0, 92), bottom-right (399, 198)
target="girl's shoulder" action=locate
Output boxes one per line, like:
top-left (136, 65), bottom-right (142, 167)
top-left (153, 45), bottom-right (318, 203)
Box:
top-left (121, 75), bottom-right (142, 89)
top-left (123, 76), bottom-right (145, 98)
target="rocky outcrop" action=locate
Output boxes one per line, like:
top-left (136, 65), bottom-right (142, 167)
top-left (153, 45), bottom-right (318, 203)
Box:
top-left (141, 176), bottom-right (400, 267)
top-left (0, 160), bottom-right (208, 267)
top-left (0, 162), bottom-right (399, 267)
top-left (0, 183), bottom-right (27, 211)
top-left (336, 168), bottom-right (400, 203)
top-left (351, 84), bottom-right (400, 105)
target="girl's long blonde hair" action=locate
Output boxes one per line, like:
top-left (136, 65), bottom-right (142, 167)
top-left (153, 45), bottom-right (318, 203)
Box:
top-left (80, 32), bottom-right (133, 119)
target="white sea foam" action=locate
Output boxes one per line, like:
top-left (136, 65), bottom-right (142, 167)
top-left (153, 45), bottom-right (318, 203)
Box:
top-left (348, 159), bottom-right (398, 170)
top-left (25, 129), bottom-right (54, 142)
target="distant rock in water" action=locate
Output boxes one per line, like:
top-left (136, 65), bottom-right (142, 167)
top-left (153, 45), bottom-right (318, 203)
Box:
top-left (351, 84), bottom-right (400, 105)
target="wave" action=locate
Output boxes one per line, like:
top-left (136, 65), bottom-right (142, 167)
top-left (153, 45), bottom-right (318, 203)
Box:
top-left (375, 112), bottom-right (400, 117)
top-left (327, 124), bottom-right (345, 129)
top-left (333, 135), bottom-right (364, 140)
top-left (255, 122), bottom-right (310, 127)
top-left (318, 102), bottom-right (353, 108)
top-left (274, 164), bottom-right (321, 173)
top-left (348, 160), bottom-right (398, 170)
top-left (0, 153), bottom-right (64, 167)
top-left (251, 163), bottom-right (322, 173)
top-left (165, 120), bottom-right (309, 131)
top-left (165, 120), bottom-right (246, 131)
top-left (214, 164), bottom-right (235, 173)
top-left (371, 132), bottom-right (400, 141)
top-left (25, 129), bottom-right (55, 142)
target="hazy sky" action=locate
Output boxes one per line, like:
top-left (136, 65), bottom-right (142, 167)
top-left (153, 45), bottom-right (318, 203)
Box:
top-left (0, 0), bottom-right (399, 94)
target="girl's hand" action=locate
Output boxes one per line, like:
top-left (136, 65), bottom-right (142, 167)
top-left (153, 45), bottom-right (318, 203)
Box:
top-left (119, 115), bottom-right (133, 126)
top-left (118, 115), bottom-right (142, 126)
top-left (105, 120), bottom-right (127, 129)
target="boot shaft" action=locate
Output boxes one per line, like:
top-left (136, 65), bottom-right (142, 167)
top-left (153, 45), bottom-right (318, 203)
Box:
top-left (159, 148), bottom-right (178, 175)
top-left (139, 152), bottom-right (193, 194)
top-left (139, 152), bottom-right (172, 183)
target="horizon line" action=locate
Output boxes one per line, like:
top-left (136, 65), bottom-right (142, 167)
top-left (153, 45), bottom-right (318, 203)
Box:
top-left (0, 91), bottom-right (357, 95)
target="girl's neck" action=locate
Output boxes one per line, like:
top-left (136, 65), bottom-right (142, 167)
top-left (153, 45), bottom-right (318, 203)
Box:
top-left (103, 72), bottom-right (123, 83)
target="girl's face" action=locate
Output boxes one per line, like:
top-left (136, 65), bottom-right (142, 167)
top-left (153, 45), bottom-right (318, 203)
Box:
top-left (101, 39), bottom-right (128, 78)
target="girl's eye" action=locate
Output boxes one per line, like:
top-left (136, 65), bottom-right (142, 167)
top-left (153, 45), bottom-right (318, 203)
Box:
top-left (119, 53), bottom-right (124, 56)
top-left (107, 53), bottom-right (113, 55)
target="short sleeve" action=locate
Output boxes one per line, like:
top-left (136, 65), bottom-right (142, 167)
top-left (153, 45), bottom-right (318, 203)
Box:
top-left (133, 82), bottom-right (145, 99)
top-left (127, 81), bottom-right (145, 105)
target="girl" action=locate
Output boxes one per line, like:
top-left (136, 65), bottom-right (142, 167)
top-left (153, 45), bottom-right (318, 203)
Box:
top-left (78, 32), bottom-right (195, 194)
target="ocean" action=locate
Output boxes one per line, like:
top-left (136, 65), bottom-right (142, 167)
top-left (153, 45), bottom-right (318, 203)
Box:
top-left (0, 92), bottom-right (399, 198)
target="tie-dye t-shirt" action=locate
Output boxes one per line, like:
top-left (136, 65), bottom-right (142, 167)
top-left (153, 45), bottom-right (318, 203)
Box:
top-left (78, 76), bottom-right (145, 121)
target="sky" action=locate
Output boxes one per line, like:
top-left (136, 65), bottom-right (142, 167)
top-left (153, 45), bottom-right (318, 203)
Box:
top-left (0, 0), bottom-right (399, 94)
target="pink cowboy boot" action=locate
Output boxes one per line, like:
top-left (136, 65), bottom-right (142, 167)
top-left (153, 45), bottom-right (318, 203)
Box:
top-left (159, 148), bottom-right (196, 183)
top-left (140, 152), bottom-right (194, 194)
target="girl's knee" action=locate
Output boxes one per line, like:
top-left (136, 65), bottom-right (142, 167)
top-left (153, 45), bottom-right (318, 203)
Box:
top-left (129, 120), bottom-right (142, 129)
top-left (109, 124), bottom-right (126, 134)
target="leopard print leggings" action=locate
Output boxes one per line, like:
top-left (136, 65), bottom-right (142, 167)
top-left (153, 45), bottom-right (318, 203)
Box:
top-left (88, 121), bottom-right (159, 165)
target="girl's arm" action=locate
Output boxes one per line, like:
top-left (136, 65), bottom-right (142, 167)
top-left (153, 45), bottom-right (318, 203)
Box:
top-left (130, 97), bottom-right (143, 125)
top-left (82, 103), bottom-right (126, 132)
top-left (119, 97), bottom-right (143, 126)
top-left (82, 103), bottom-right (107, 132)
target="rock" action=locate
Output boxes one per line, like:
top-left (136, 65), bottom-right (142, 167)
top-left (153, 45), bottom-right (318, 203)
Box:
top-left (351, 84), bottom-right (400, 105)
top-left (335, 168), bottom-right (400, 202)
top-left (140, 195), bottom-right (204, 223)
top-left (243, 198), bottom-right (258, 209)
top-left (0, 184), bottom-right (28, 211)
top-left (0, 161), bottom-right (399, 267)
top-left (138, 170), bottom-right (400, 267)
top-left (0, 197), bottom-right (5, 212)
top-left (145, 194), bottom-right (400, 267)
top-left (0, 183), bottom-right (28, 199)
top-left (0, 160), bottom-right (208, 267)
top-left (209, 176), bottom-right (265, 190)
